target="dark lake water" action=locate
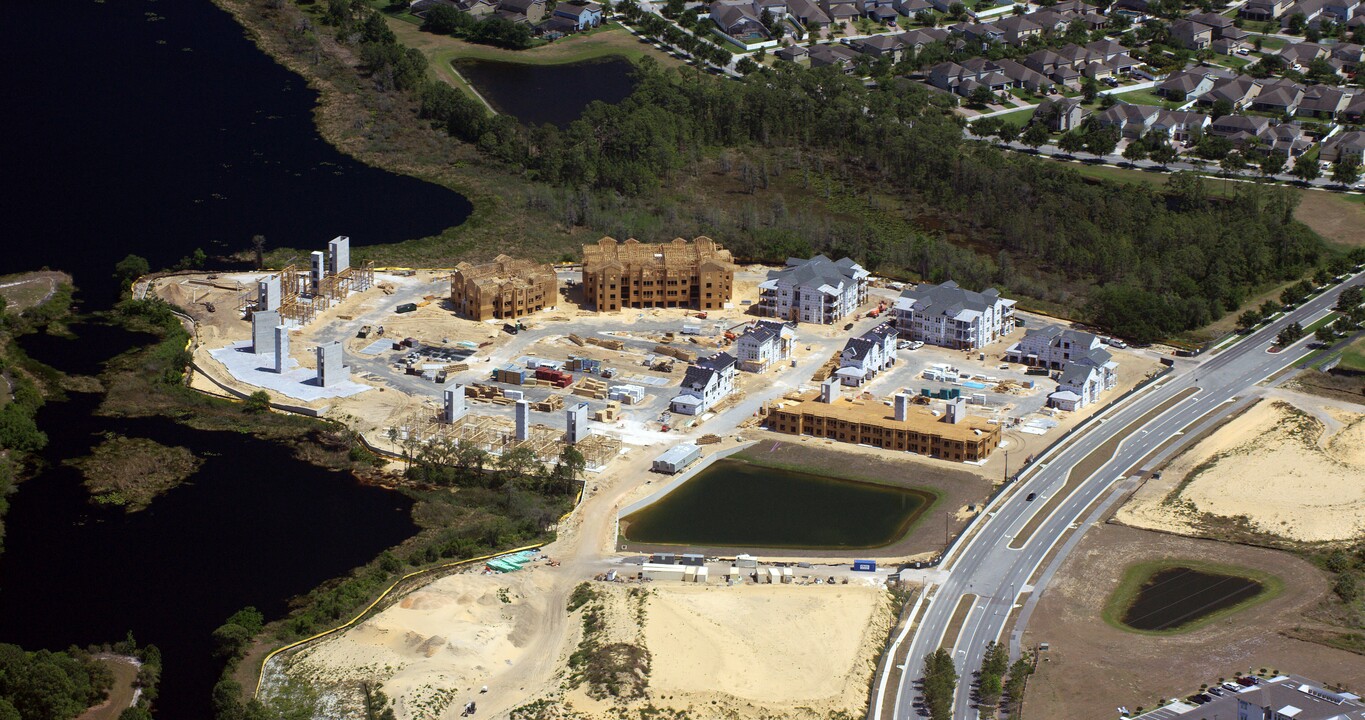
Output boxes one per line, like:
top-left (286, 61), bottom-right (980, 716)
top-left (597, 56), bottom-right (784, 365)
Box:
top-left (0, 0), bottom-right (469, 715)
top-left (621, 459), bottom-right (933, 549)
top-left (0, 324), bottom-right (418, 718)
top-left (1, 0), bottom-right (471, 303)
top-left (1121, 566), bottom-right (1264, 631)
top-left (453, 56), bottom-right (639, 127)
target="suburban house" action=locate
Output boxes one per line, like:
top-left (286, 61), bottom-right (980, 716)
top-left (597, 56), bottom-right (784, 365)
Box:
top-left (1298, 86), bottom-right (1351, 118)
top-left (1251, 78), bottom-right (1306, 115)
top-left (1263, 122), bottom-right (1313, 157)
top-left (496, 0), bottom-right (546, 23)
top-left (1279, 0), bottom-right (1330, 27)
top-left (1031, 96), bottom-right (1088, 132)
top-left (1206, 113), bottom-right (1274, 140)
top-left (819, 0), bottom-right (862, 22)
top-left (1169, 19), bottom-right (1213, 50)
top-left (670, 353), bottom-right (738, 415)
top-left (995, 58), bottom-right (1055, 93)
top-left (994, 14), bottom-right (1043, 44)
top-left (809, 43), bottom-right (861, 71)
top-left (757, 255), bottom-right (870, 324)
top-left (787, 0), bottom-right (832, 26)
top-left (776, 44), bottom-right (809, 62)
top-left (1095, 102), bottom-right (1162, 138)
top-left (1150, 109), bottom-right (1211, 143)
top-left (853, 34), bottom-right (906, 60)
top-left (735, 320), bottom-right (796, 372)
top-left (893, 280), bottom-right (1016, 350)
top-left (711, 1), bottom-right (771, 42)
top-left (1332, 42), bottom-right (1364, 72)
top-left (549, 1), bottom-right (602, 30)
top-left (836, 325), bottom-right (898, 386)
top-left (1322, 130), bottom-right (1365, 164)
top-left (896, 27), bottom-right (950, 50)
top-left (1157, 70), bottom-right (1218, 101)
top-left (1279, 42), bottom-right (1328, 68)
top-left (1198, 74), bottom-right (1261, 110)
top-left (1241, 0), bottom-right (1293, 20)
top-left (1188, 11), bottom-right (1242, 37)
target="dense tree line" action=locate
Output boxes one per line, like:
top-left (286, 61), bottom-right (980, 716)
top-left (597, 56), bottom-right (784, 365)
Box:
top-left (922, 648), bottom-right (958, 720)
top-left (410, 59), bottom-right (1326, 341)
top-left (0, 644), bottom-right (113, 720)
top-left (421, 5), bottom-right (534, 50)
top-left (324, 0), bottom-right (428, 92)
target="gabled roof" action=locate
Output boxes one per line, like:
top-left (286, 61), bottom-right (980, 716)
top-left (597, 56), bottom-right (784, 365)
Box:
top-left (897, 281), bottom-right (1009, 322)
top-left (779, 255), bottom-right (868, 293)
top-left (681, 365), bottom-right (717, 391)
top-left (842, 337), bottom-right (876, 362)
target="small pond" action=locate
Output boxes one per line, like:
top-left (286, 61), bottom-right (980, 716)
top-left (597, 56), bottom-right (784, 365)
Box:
top-left (620, 459), bottom-right (933, 549)
top-left (1121, 566), bottom-right (1265, 631)
top-left (452, 56), bottom-right (639, 127)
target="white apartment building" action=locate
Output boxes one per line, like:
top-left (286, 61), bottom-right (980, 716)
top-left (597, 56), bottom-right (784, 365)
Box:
top-left (757, 255), bottom-right (870, 324)
top-left (893, 280), bottom-right (1016, 350)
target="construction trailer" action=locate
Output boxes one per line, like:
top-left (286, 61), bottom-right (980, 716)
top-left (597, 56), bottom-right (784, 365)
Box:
top-left (652, 443), bottom-right (701, 474)
top-left (641, 563), bottom-right (688, 582)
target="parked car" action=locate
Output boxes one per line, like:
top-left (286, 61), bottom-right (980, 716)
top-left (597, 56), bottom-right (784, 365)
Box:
top-left (1107, 338), bottom-right (1128, 349)
top-left (502, 323), bottom-right (519, 335)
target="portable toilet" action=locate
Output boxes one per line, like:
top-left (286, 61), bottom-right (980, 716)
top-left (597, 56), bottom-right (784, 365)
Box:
top-left (696, 566), bottom-right (709, 584)
top-left (767, 567), bottom-right (783, 584)
top-left (781, 567), bottom-right (794, 584)
top-left (727, 566), bottom-right (741, 584)
top-left (684, 566), bottom-right (698, 583)
top-left (852, 559), bottom-right (877, 573)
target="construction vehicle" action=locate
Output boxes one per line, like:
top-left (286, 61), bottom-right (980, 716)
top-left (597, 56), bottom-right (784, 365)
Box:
top-left (695, 311), bottom-right (708, 319)
top-left (356, 325), bottom-right (372, 339)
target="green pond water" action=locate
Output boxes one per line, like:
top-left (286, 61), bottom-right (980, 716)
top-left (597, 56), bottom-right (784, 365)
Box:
top-left (621, 459), bottom-right (933, 549)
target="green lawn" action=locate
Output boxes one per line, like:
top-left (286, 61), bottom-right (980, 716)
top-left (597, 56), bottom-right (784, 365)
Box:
top-left (1213, 54), bottom-right (1252, 70)
top-left (1339, 336), bottom-right (1365, 372)
top-left (994, 107), bottom-right (1036, 128)
top-left (1109, 86), bottom-right (1178, 109)
top-left (1253, 34), bottom-right (1288, 50)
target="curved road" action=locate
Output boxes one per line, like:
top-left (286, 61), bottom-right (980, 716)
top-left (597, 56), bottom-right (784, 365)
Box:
top-left (884, 269), bottom-right (1365, 720)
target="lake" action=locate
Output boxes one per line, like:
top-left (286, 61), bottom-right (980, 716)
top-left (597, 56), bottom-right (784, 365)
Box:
top-left (1, 0), bottom-right (471, 303)
top-left (0, 0), bottom-right (471, 714)
top-left (0, 323), bottom-right (418, 718)
top-left (453, 56), bottom-right (639, 127)
top-left (620, 459), bottom-right (933, 549)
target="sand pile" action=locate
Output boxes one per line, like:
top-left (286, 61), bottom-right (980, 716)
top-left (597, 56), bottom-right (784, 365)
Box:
top-left (1117, 399), bottom-right (1365, 543)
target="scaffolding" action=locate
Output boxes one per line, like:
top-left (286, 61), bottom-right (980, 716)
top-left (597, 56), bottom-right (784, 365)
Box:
top-left (236, 260), bottom-right (373, 326)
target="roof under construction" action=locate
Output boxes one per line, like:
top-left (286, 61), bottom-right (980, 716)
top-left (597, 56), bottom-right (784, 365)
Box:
top-left (582, 236), bottom-right (736, 271)
top-left (770, 391), bottom-right (997, 443)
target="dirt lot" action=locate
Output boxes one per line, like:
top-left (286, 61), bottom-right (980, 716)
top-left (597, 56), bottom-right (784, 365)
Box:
top-left (1296, 190), bottom-right (1365, 249)
top-left (1022, 525), bottom-right (1365, 719)
top-left (281, 567), bottom-right (889, 720)
top-left (1115, 397), bottom-right (1365, 543)
top-left (76, 656), bottom-right (139, 720)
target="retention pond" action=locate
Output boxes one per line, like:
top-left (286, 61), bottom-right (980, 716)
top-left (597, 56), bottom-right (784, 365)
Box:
top-left (452, 56), bottom-right (638, 127)
top-left (1120, 566), bottom-right (1266, 632)
top-left (620, 459), bottom-right (933, 550)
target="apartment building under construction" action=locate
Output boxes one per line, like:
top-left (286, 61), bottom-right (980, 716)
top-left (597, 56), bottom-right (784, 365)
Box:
top-left (582, 236), bottom-right (736, 312)
top-left (765, 383), bottom-right (1001, 462)
top-left (449, 255), bottom-right (557, 321)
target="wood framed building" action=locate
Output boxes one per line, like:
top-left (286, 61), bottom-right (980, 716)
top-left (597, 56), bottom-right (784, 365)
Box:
top-left (449, 255), bottom-right (557, 321)
top-left (765, 390), bottom-right (1000, 462)
top-left (582, 236), bottom-right (736, 312)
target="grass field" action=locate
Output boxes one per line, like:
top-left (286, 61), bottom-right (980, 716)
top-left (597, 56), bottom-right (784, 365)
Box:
top-left (1100, 558), bottom-right (1283, 636)
top-left (1110, 86), bottom-right (1178, 108)
top-left (1338, 336), bottom-right (1365, 372)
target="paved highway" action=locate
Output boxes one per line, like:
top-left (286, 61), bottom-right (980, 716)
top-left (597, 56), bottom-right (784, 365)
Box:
top-left (883, 269), bottom-right (1365, 720)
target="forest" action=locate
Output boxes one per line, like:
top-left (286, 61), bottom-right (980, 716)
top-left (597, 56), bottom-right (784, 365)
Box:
top-left (338, 0), bottom-right (1332, 341)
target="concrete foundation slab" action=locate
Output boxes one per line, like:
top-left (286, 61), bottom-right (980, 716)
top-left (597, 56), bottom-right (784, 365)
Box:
top-left (208, 341), bottom-right (372, 402)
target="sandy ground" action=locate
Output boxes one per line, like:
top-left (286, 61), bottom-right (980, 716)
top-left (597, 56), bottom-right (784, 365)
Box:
top-left (639, 583), bottom-right (888, 710)
top-left (282, 570), bottom-right (888, 720)
top-left (1115, 397), bottom-right (1365, 543)
top-left (1022, 524), bottom-right (1365, 720)
top-left (285, 565), bottom-right (563, 720)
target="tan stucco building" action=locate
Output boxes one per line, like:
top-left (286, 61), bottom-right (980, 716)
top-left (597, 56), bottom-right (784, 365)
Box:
top-left (765, 391), bottom-right (1001, 462)
top-left (582, 236), bottom-right (736, 312)
top-left (449, 255), bottom-right (557, 321)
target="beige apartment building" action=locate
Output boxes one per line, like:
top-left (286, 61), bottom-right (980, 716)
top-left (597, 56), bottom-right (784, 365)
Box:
top-left (449, 255), bottom-right (557, 321)
top-left (582, 236), bottom-right (736, 312)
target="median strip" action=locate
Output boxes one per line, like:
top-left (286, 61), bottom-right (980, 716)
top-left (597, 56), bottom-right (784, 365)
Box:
top-left (1008, 387), bottom-right (1200, 550)
top-left (940, 593), bottom-right (978, 652)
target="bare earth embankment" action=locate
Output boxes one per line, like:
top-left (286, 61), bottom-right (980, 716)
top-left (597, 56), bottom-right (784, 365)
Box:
top-left (1115, 398), bottom-right (1365, 544)
top-left (282, 569), bottom-right (889, 720)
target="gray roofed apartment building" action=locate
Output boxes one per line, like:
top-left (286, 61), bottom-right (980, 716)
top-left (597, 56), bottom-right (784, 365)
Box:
top-left (892, 280), bottom-right (1016, 350)
top-left (757, 255), bottom-right (870, 324)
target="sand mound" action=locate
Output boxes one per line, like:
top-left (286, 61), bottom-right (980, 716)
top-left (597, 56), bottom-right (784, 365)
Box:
top-left (1117, 399), bottom-right (1365, 543)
